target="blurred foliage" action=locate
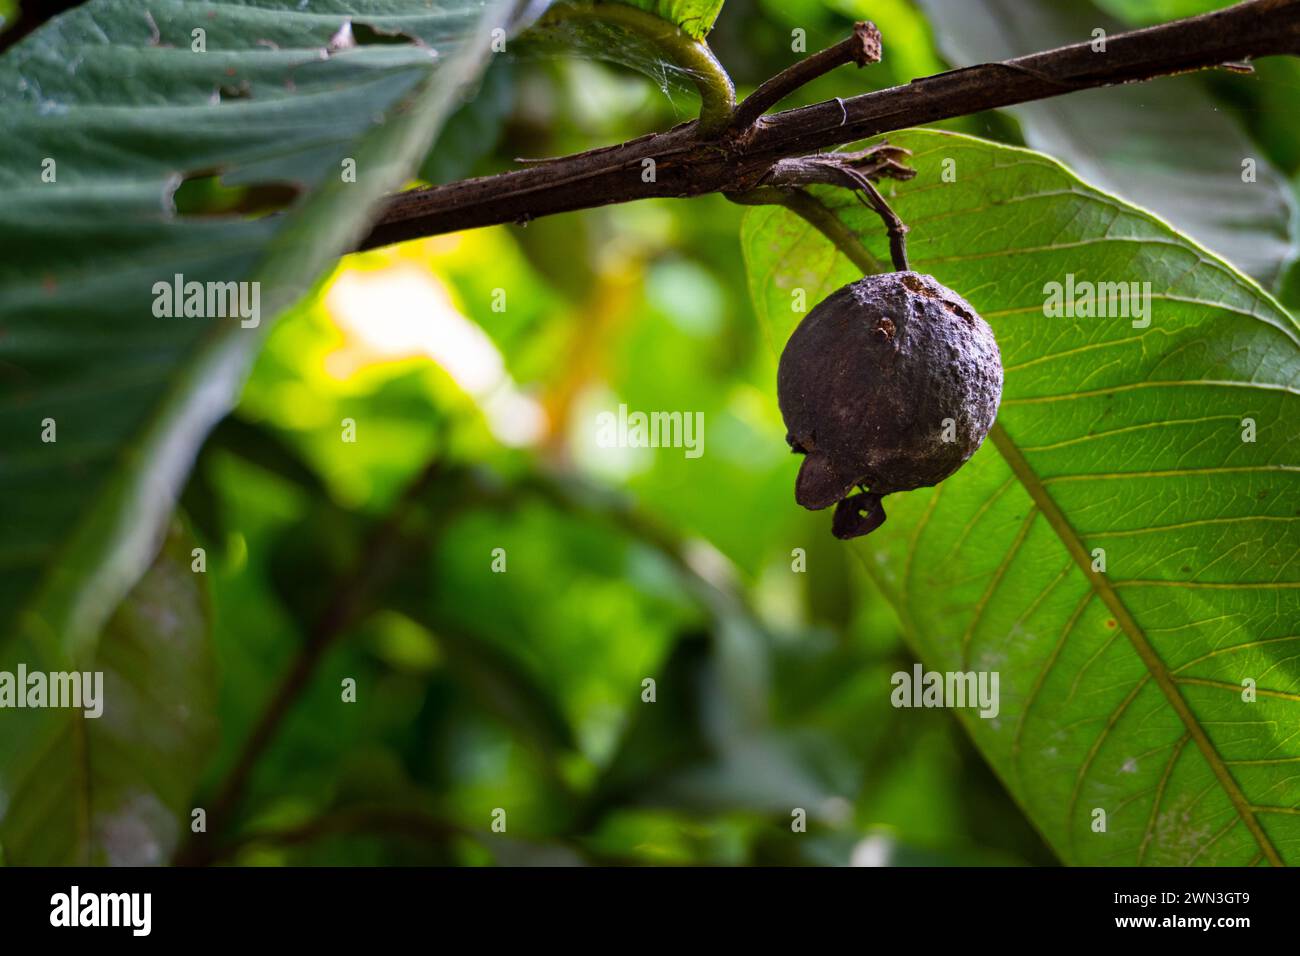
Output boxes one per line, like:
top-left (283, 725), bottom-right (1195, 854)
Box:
top-left (1091, 0), bottom-right (1300, 307)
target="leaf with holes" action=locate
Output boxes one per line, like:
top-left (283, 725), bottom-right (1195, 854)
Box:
top-left (741, 129), bottom-right (1300, 865)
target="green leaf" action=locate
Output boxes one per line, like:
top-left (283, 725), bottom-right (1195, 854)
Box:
top-left (609, 0), bottom-right (724, 38)
top-left (913, 0), bottom-right (1297, 287)
top-left (740, 129), bottom-right (1300, 865)
top-left (0, 0), bottom-right (510, 663)
top-left (0, 520), bottom-right (217, 865)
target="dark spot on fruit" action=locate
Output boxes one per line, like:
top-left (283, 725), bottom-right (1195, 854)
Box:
top-left (900, 273), bottom-right (933, 297)
top-left (945, 301), bottom-right (976, 325)
top-left (1105, 619), bottom-right (1117, 629)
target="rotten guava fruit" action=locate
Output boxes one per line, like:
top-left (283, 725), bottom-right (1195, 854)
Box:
top-left (777, 271), bottom-right (1003, 540)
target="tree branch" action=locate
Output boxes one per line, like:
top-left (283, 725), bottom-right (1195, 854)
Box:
top-left (360, 0), bottom-right (1300, 250)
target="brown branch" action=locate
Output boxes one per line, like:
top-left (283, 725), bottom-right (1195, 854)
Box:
top-left (729, 20), bottom-right (882, 131)
top-left (360, 0), bottom-right (1300, 250)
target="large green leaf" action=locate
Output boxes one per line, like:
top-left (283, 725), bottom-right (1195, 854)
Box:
top-left (0, 521), bottom-right (216, 865)
top-left (914, 0), bottom-right (1297, 288)
top-left (0, 0), bottom-right (511, 661)
top-left (741, 129), bottom-right (1300, 865)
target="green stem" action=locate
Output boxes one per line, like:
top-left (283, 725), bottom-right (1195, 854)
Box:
top-left (540, 2), bottom-right (736, 135)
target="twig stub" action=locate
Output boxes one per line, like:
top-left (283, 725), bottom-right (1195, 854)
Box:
top-left (850, 20), bottom-right (883, 66)
top-left (729, 21), bottom-right (883, 132)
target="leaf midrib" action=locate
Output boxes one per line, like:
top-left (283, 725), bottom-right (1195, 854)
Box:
top-left (989, 421), bottom-right (1284, 867)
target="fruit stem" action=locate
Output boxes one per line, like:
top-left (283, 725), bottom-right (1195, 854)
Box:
top-left (726, 186), bottom-right (888, 274)
top-left (840, 166), bottom-right (910, 272)
top-left (740, 149), bottom-right (913, 272)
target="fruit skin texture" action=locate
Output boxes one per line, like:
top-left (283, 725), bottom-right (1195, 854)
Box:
top-left (777, 271), bottom-right (1003, 538)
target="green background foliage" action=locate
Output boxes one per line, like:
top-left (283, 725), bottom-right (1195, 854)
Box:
top-left (0, 0), bottom-right (1295, 866)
